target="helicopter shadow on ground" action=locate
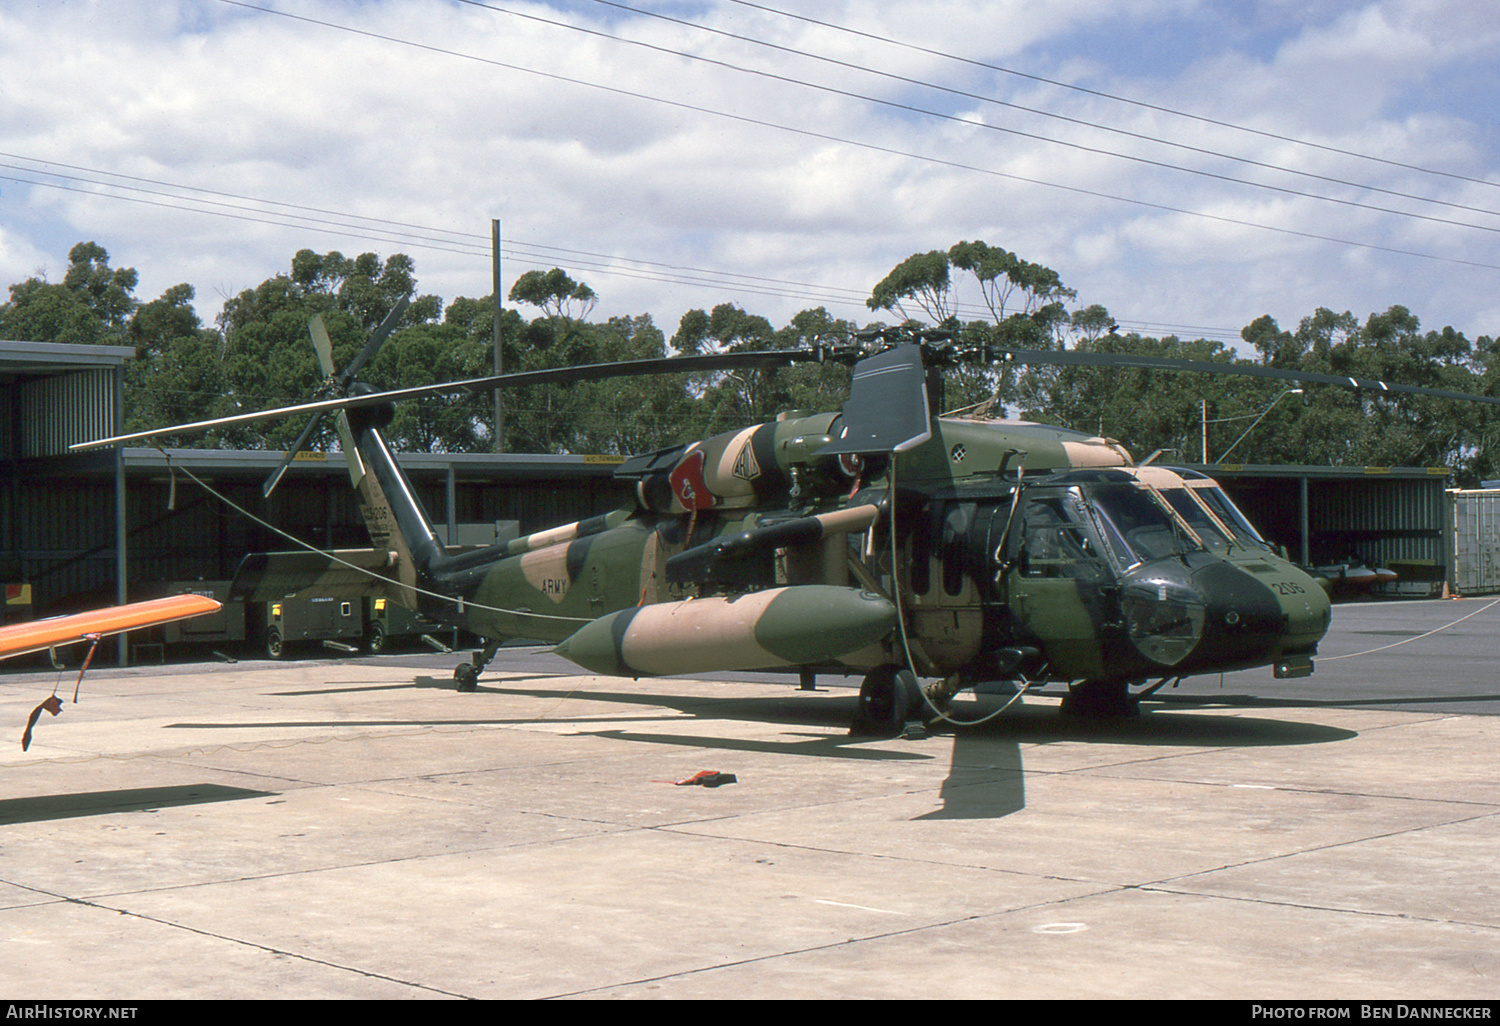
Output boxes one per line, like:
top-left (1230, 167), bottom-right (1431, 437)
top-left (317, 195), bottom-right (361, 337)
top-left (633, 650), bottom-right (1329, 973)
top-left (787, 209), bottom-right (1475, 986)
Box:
top-left (452, 675), bottom-right (1359, 821)
top-left (0, 784), bottom-right (277, 826)
top-left (267, 675), bottom-right (505, 698)
top-left (1149, 691), bottom-right (1500, 712)
top-left (915, 695), bottom-right (1359, 820)
top-left (228, 672), bottom-right (1361, 820)
top-left (189, 674), bottom-right (913, 746)
top-left (449, 676), bottom-right (932, 763)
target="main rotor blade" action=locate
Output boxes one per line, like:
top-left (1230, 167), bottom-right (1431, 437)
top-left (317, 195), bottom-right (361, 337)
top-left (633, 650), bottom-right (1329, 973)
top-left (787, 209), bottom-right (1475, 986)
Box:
top-left (261, 408), bottom-right (328, 498)
top-left (989, 346), bottom-right (1500, 408)
top-left (70, 348), bottom-right (824, 452)
top-left (67, 331), bottom-right (1500, 458)
top-left (449, 347), bottom-right (822, 396)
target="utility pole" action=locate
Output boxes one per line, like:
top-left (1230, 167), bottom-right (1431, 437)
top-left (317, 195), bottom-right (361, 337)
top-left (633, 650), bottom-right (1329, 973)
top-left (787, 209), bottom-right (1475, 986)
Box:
top-left (492, 218), bottom-right (504, 454)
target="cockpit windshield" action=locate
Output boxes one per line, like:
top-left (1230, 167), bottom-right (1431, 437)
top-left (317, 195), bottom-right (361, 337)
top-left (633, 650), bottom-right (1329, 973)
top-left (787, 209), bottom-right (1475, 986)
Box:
top-left (1012, 472), bottom-right (1226, 579)
top-left (1190, 484), bottom-right (1272, 550)
top-left (1121, 467), bottom-right (1275, 554)
top-left (1080, 482), bottom-right (1204, 570)
top-left (1158, 488), bottom-right (1236, 549)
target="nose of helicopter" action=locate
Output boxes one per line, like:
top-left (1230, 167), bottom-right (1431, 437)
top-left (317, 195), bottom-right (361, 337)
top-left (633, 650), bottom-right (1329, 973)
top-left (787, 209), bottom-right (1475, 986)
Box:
top-left (1118, 557), bottom-right (1330, 674)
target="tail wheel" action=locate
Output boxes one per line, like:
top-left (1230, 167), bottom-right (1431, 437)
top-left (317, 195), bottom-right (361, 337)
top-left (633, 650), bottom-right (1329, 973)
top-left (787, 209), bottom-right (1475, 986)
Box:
top-left (454, 662), bottom-right (479, 692)
top-left (265, 626), bottom-right (286, 660)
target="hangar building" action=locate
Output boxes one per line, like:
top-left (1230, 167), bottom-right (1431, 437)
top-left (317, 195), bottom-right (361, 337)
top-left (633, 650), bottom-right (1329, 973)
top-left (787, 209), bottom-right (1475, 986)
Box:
top-left (0, 339), bottom-right (1462, 665)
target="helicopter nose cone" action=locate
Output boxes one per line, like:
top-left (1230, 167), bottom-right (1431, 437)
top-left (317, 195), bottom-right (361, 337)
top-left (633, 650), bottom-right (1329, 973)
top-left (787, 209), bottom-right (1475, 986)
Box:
top-left (1118, 562), bottom-right (1212, 667)
top-left (1190, 560), bottom-right (1299, 668)
top-left (1120, 557), bottom-right (1318, 672)
top-left (1273, 567), bottom-right (1333, 653)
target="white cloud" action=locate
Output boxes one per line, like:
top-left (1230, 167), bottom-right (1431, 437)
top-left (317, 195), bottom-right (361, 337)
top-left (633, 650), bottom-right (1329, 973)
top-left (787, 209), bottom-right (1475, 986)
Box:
top-left (0, 0), bottom-right (1494, 359)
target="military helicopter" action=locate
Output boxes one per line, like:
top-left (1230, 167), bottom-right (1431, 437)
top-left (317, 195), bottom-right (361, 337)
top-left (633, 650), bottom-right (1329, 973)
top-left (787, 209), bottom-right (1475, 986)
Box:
top-left (79, 309), bottom-right (1336, 734)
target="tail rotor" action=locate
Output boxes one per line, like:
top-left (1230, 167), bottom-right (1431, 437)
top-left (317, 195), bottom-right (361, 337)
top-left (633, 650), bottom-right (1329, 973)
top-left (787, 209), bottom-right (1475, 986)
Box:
top-left (261, 297), bottom-right (409, 498)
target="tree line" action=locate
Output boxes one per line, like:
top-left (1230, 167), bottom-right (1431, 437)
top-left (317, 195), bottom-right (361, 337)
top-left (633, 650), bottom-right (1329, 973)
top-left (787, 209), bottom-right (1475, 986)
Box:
top-left (4, 240), bottom-right (1497, 485)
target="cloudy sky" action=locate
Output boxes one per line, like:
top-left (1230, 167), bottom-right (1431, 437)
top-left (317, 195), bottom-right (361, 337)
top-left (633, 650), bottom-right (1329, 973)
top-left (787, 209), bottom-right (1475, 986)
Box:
top-left (3, 0), bottom-right (1498, 350)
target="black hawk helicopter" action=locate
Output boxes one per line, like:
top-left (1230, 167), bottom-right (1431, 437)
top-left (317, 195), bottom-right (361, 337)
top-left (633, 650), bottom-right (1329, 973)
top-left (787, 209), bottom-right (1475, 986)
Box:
top-left (81, 306), bottom-right (1345, 733)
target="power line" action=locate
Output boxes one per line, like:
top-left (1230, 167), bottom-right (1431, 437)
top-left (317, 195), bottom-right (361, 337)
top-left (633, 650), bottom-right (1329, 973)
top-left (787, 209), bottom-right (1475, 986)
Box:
top-left (12, 5), bottom-right (1492, 346)
top-left (447, 0), bottom-right (1500, 236)
top-left (211, 2), bottom-right (1500, 274)
top-left (2, 149), bottom-right (876, 307)
top-left (565, 0), bottom-right (1500, 221)
top-left (9, 160), bottom-right (1263, 340)
top-left (0, 160), bottom-right (877, 316)
top-left (722, 0), bottom-right (1500, 192)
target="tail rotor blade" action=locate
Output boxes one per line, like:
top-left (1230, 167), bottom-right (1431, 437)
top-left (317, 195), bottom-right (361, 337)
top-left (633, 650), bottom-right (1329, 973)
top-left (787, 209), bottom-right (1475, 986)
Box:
top-left (341, 296), bottom-right (408, 387)
top-left (309, 314), bottom-right (336, 378)
top-left (332, 410), bottom-right (366, 488)
top-left (262, 459), bottom-right (294, 501)
top-left (284, 302), bottom-right (405, 496)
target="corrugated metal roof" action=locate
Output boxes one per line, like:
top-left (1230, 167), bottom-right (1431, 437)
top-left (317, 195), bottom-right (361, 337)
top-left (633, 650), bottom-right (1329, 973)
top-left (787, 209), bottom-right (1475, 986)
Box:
top-left (2, 340), bottom-right (132, 458)
top-left (1198, 462), bottom-right (1451, 480)
top-left (0, 339), bottom-right (134, 379)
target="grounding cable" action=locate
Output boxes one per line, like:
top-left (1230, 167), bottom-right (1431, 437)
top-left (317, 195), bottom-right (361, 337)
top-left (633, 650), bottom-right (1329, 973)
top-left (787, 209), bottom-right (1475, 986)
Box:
top-left (158, 450), bottom-right (590, 629)
top-left (1319, 595), bottom-right (1500, 662)
top-left (881, 459), bottom-right (1034, 729)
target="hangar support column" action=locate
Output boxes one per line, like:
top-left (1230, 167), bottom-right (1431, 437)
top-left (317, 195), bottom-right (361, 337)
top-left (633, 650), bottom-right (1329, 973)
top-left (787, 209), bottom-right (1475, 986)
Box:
top-left (1300, 475), bottom-right (1309, 566)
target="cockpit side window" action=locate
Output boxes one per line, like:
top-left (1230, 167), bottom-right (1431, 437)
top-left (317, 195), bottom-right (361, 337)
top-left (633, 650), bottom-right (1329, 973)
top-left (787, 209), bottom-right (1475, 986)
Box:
top-left (1019, 495), bottom-right (1108, 582)
top-left (1194, 485), bottom-right (1273, 550)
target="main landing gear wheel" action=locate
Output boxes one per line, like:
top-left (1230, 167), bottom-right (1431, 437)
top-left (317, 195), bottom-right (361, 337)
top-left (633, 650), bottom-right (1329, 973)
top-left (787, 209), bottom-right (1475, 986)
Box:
top-left (850, 665), bottom-right (925, 737)
top-left (1059, 679), bottom-right (1140, 718)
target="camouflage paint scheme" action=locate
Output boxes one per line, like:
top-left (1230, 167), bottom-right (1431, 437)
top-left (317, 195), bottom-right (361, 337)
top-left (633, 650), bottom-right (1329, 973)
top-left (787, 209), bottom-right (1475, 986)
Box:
top-left (237, 394), bottom-right (1329, 701)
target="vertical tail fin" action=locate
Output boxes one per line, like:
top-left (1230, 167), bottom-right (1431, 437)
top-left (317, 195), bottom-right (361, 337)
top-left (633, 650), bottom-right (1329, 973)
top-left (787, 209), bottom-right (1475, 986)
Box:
top-left (344, 404), bottom-right (444, 613)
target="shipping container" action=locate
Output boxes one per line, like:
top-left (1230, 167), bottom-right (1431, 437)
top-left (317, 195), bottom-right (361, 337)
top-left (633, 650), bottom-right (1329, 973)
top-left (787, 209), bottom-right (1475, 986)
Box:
top-left (1451, 489), bottom-right (1500, 595)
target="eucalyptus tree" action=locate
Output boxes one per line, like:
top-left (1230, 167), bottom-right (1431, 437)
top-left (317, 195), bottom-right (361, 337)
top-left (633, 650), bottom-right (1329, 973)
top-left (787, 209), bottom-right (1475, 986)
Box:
top-left (123, 283), bottom-right (227, 442)
top-left (213, 249), bottom-right (441, 450)
top-left (0, 241), bottom-right (139, 347)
